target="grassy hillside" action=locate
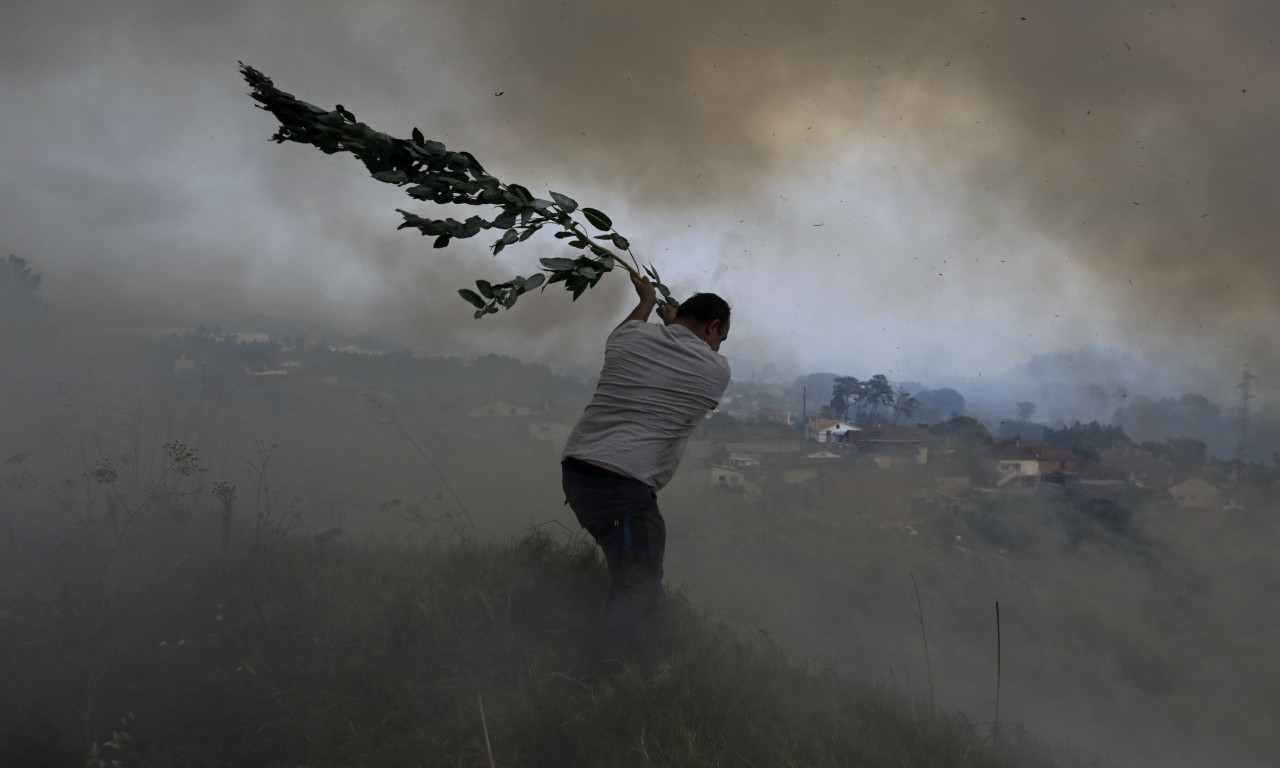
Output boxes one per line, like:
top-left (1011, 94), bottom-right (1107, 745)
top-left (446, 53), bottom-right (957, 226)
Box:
top-left (1, 520), bottom-right (1103, 767)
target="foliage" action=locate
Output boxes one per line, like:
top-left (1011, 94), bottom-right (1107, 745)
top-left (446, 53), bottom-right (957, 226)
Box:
top-left (240, 64), bottom-right (677, 318)
top-left (995, 419), bottom-right (1045, 441)
top-left (891, 386), bottom-right (921, 425)
top-left (928, 416), bottom-right (994, 443)
top-left (1, 522), bottom-right (1099, 768)
top-left (1138, 437), bottom-right (1207, 472)
top-left (1043, 421), bottom-right (1132, 461)
top-left (1, 254), bottom-right (47, 331)
top-left (914, 387), bottom-right (966, 422)
top-left (1113, 393), bottom-right (1232, 459)
top-left (828, 374), bottom-right (913, 426)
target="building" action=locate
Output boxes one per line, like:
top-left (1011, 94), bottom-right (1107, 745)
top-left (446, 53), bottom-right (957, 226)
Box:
top-left (805, 418), bottom-right (858, 443)
top-left (1169, 477), bottom-right (1227, 510)
top-left (992, 440), bottom-right (1078, 488)
top-left (709, 463), bottom-right (759, 493)
top-left (850, 426), bottom-right (930, 468)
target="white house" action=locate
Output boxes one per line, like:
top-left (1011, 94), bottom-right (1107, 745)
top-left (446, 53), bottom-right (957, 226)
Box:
top-left (709, 464), bottom-right (760, 493)
top-left (805, 419), bottom-right (858, 443)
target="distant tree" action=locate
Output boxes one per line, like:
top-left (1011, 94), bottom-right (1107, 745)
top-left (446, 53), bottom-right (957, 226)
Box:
top-left (828, 376), bottom-right (859, 421)
top-left (929, 416), bottom-right (993, 443)
top-left (1139, 437), bottom-right (1207, 473)
top-left (996, 420), bottom-right (1045, 441)
top-left (890, 387), bottom-right (920, 425)
top-left (930, 416), bottom-right (994, 479)
top-left (1015, 401), bottom-right (1037, 422)
top-left (860, 374), bottom-right (895, 426)
top-left (1043, 421), bottom-right (1132, 460)
top-left (826, 374), bottom-right (898, 426)
top-left (914, 388), bottom-right (966, 422)
top-left (1114, 393), bottom-right (1231, 459)
top-left (1, 255), bottom-right (47, 331)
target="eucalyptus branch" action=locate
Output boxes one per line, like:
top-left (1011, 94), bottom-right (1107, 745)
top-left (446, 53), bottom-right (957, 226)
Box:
top-left (240, 63), bottom-right (677, 318)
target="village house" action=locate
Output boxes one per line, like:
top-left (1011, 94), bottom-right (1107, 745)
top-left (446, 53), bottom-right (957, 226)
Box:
top-left (709, 463), bottom-right (760, 493)
top-left (993, 440), bottom-right (1078, 488)
top-left (849, 425), bottom-right (929, 468)
top-left (723, 441), bottom-right (802, 467)
top-left (804, 418), bottom-right (858, 443)
top-left (1099, 446), bottom-right (1177, 490)
top-left (1169, 477), bottom-right (1228, 510)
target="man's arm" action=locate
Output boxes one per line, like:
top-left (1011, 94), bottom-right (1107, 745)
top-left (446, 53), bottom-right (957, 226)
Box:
top-left (614, 274), bottom-right (673, 330)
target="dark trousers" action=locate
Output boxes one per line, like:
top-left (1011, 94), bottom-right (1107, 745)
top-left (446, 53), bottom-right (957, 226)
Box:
top-left (561, 458), bottom-right (666, 666)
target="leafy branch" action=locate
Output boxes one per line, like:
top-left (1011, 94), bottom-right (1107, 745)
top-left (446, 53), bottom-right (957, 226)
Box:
top-left (239, 63), bottom-right (677, 318)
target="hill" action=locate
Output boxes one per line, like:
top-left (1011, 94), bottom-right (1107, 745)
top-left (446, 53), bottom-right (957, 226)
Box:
top-left (1, 522), bottom-right (1102, 767)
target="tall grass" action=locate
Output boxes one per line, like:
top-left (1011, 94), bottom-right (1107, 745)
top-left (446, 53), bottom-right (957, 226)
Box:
top-left (1, 516), bottom-right (1105, 767)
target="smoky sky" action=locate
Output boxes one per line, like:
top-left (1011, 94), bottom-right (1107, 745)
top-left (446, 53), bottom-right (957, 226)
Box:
top-left (3, 0), bottom-right (1278, 397)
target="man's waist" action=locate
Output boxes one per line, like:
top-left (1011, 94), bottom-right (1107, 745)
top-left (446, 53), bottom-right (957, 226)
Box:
top-left (562, 456), bottom-right (651, 486)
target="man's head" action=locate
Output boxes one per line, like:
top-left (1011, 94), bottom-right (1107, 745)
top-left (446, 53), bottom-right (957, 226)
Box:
top-left (674, 293), bottom-right (731, 351)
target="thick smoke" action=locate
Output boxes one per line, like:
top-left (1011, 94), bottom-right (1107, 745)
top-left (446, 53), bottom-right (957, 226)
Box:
top-left (3, 0), bottom-right (1277, 385)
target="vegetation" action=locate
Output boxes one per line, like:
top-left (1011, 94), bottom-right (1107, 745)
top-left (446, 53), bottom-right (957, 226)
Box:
top-left (2, 505), bottom-right (1107, 767)
top-left (1042, 421), bottom-right (1132, 461)
top-left (1, 254), bottom-right (47, 336)
top-left (822, 374), bottom-right (921, 426)
top-left (240, 65), bottom-right (679, 319)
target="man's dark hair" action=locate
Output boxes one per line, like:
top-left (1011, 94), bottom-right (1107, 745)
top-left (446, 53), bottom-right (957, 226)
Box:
top-left (676, 293), bottom-right (731, 327)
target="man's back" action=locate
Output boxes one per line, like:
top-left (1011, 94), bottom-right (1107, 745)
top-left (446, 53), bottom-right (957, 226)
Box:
top-left (563, 320), bottom-right (730, 490)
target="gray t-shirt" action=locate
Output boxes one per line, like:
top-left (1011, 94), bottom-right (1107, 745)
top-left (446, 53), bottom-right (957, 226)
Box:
top-left (563, 320), bottom-right (731, 490)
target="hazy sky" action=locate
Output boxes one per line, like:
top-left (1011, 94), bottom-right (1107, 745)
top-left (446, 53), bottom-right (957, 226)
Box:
top-left (4, 0), bottom-right (1277, 400)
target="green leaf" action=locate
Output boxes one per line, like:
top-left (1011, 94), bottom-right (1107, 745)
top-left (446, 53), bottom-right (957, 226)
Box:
top-left (522, 273), bottom-right (546, 292)
top-left (412, 127), bottom-right (424, 144)
top-left (373, 170), bottom-right (408, 184)
top-left (459, 289), bottom-right (486, 308)
top-left (493, 211), bottom-right (517, 229)
top-left (578, 266), bottom-right (598, 280)
top-left (582, 207), bottom-right (612, 231)
top-left (540, 257), bottom-right (577, 271)
top-left (476, 280), bottom-right (495, 299)
top-left (550, 191), bottom-right (578, 212)
top-left (501, 228), bottom-right (519, 245)
top-left (507, 184), bottom-right (532, 204)
top-left (611, 233), bottom-right (630, 250)
top-left (432, 234), bottom-right (451, 248)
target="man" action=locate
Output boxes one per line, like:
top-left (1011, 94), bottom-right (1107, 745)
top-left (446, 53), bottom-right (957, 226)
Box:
top-left (561, 273), bottom-right (731, 671)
